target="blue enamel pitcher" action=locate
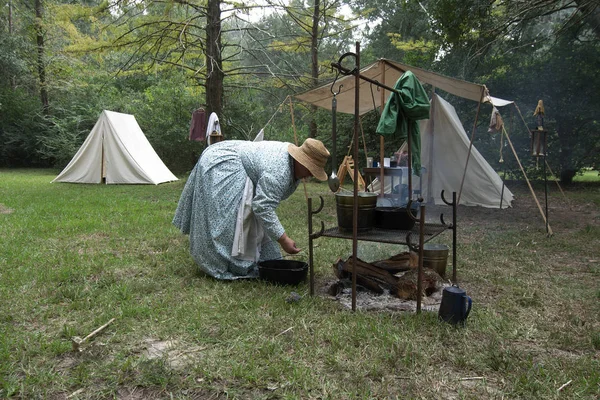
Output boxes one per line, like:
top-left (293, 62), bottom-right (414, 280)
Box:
top-left (438, 285), bottom-right (472, 326)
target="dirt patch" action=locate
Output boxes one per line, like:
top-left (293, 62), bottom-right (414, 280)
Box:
top-left (114, 387), bottom-right (222, 400)
top-left (55, 355), bottom-right (79, 374)
top-left (0, 203), bottom-right (14, 214)
top-left (141, 338), bottom-right (207, 370)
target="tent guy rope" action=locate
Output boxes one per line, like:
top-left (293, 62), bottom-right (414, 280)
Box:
top-left (501, 125), bottom-right (553, 236)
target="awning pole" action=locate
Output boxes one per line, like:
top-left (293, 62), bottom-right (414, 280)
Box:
top-left (457, 86), bottom-right (486, 205)
top-left (351, 42), bottom-right (361, 311)
top-left (379, 60), bottom-right (386, 196)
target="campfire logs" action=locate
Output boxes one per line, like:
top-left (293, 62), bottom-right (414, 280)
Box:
top-left (333, 253), bottom-right (444, 300)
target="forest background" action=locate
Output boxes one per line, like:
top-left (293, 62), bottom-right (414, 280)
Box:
top-left (1, 0), bottom-right (599, 183)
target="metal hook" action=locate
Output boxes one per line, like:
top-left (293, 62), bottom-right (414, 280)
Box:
top-left (406, 200), bottom-right (420, 222)
top-left (309, 196), bottom-right (325, 239)
top-left (331, 52), bottom-right (358, 76)
top-left (439, 191), bottom-right (454, 226)
top-left (441, 190), bottom-right (453, 206)
top-left (368, 82), bottom-right (384, 116)
top-left (330, 68), bottom-right (343, 96)
top-left (312, 195), bottom-right (325, 214)
top-left (310, 221), bottom-right (325, 240)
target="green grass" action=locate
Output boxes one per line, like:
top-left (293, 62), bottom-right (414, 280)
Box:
top-left (0, 169), bottom-right (599, 399)
top-left (573, 169), bottom-right (600, 183)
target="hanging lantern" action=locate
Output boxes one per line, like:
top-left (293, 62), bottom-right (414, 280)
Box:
top-left (530, 129), bottom-right (547, 157)
top-left (209, 131), bottom-right (224, 145)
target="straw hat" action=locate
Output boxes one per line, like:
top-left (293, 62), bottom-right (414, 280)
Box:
top-left (288, 138), bottom-right (330, 181)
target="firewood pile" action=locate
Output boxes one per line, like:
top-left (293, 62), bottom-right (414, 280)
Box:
top-left (332, 252), bottom-right (444, 300)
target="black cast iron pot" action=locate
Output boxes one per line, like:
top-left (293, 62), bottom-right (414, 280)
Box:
top-left (258, 260), bottom-right (308, 286)
top-left (374, 203), bottom-right (420, 230)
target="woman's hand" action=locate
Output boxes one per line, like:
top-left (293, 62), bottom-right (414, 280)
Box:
top-left (278, 233), bottom-right (301, 254)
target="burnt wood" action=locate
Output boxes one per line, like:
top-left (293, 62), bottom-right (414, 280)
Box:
top-left (333, 254), bottom-right (443, 300)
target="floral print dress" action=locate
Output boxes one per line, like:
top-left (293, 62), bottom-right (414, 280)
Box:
top-left (173, 140), bottom-right (299, 279)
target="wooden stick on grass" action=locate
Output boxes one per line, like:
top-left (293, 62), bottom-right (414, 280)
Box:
top-left (273, 327), bottom-right (293, 339)
top-left (72, 318), bottom-right (116, 352)
top-left (459, 377), bottom-right (484, 381)
top-left (557, 380), bottom-right (572, 392)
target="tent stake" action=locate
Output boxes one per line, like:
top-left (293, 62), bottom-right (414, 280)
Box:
top-left (544, 159), bottom-right (568, 202)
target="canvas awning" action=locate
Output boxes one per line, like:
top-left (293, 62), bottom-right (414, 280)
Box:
top-left (294, 58), bottom-right (512, 114)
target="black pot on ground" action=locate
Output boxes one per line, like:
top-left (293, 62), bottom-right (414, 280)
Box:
top-left (258, 260), bottom-right (308, 286)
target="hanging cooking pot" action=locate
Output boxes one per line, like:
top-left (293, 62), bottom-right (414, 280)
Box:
top-left (438, 285), bottom-right (472, 326)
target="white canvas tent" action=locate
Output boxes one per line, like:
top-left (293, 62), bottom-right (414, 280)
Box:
top-left (53, 110), bottom-right (178, 185)
top-left (419, 94), bottom-right (513, 208)
top-left (362, 94), bottom-right (514, 208)
top-left (295, 58), bottom-right (513, 208)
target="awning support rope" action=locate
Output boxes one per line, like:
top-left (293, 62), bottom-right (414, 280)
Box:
top-left (287, 97), bottom-right (308, 201)
top-left (258, 95), bottom-right (309, 202)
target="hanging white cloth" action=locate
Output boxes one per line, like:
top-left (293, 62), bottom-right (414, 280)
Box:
top-left (487, 106), bottom-right (504, 134)
top-left (231, 129), bottom-right (266, 261)
top-left (206, 112), bottom-right (221, 145)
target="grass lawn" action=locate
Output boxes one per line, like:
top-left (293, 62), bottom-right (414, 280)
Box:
top-left (573, 169), bottom-right (600, 183)
top-left (0, 169), bottom-right (598, 399)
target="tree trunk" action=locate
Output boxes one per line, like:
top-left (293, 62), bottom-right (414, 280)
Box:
top-left (560, 168), bottom-right (577, 185)
top-left (8, 0), bottom-right (12, 33)
top-left (557, 119), bottom-right (577, 184)
top-left (309, 0), bottom-right (320, 138)
top-left (205, 0), bottom-right (224, 118)
top-left (35, 0), bottom-right (49, 114)
top-left (9, 0), bottom-right (16, 89)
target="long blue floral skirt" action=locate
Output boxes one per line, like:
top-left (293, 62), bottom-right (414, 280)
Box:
top-left (173, 145), bottom-right (281, 279)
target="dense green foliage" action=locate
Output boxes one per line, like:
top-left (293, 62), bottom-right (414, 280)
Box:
top-left (0, 0), bottom-right (598, 179)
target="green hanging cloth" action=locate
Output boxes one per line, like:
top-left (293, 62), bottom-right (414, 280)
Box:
top-left (375, 71), bottom-right (430, 175)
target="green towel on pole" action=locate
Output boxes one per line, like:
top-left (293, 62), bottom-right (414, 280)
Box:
top-left (375, 71), bottom-right (430, 175)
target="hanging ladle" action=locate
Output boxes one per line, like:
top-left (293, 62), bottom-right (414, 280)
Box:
top-left (328, 81), bottom-right (342, 192)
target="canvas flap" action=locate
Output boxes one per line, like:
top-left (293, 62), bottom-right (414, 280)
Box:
top-left (295, 59), bottom-right (512, 115)
top-left (52, 117), bottom-right (105, 183)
